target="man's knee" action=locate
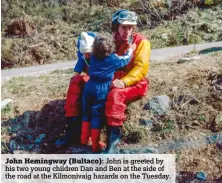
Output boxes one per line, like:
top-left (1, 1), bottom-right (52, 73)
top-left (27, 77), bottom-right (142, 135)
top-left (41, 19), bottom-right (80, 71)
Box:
top-left (107, 88), bottom-right (125, 103)
top-left (137, 78), bottom-right (149, 96)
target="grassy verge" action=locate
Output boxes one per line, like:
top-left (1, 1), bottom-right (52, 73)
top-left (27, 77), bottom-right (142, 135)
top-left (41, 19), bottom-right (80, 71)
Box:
top-left (1, 52), bottom-right (221, 180)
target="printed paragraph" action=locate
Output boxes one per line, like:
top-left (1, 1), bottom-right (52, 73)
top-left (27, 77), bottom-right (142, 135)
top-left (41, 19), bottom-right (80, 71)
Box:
top-left (2, 154), bottom-right (175, 183)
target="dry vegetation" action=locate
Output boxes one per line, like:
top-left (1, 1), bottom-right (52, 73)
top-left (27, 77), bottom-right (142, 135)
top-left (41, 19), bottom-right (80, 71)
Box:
top-left (1, 51), bottom-right (222, 181)
top-left (1, 0), bottom-right (222, 69)
top-left (1, 0), bottom-right (222, 181)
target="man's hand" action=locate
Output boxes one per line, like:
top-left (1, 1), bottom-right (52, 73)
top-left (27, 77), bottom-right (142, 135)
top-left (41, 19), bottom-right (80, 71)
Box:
top-left (113, 79), bottom-right (126, 88)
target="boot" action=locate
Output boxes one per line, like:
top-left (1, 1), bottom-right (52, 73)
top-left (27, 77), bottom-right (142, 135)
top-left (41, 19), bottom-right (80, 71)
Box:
top-left (91, 129), bottom-right (105, 153)
top-left (81, 121), bottom-right (91, 145)
top-left (103, 126), bottom-right (122, 154)
top-left (55, 116), bottom-right (81, 149)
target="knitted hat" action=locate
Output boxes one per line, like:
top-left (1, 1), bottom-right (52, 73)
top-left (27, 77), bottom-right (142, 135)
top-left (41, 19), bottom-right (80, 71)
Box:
top-left (79, 32), bottom-right (95, 53)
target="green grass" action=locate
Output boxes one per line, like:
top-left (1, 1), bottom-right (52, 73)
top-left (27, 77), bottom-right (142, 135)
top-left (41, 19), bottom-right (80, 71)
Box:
top-left (1, 103), bottom-right (14, 119)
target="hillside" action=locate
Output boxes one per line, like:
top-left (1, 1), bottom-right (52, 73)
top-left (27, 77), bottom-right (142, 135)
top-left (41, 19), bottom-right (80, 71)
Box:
top-left (1, 0), bottom-right (222, 69)
top-left (1, 50), bottom-right (222, 181)
top-left (1, 1), bottom-right (222, 182)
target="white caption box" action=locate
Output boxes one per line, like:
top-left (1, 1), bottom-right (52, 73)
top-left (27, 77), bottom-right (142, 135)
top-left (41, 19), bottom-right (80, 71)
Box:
top-left (1, 154), bottom-right (175, 183)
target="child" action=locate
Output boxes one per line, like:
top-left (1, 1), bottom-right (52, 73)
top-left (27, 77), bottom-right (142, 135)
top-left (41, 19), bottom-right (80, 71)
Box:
top-left (55, 31), bottom-right (96, 148)
top-left (80, 33), bottom-right (136, 152)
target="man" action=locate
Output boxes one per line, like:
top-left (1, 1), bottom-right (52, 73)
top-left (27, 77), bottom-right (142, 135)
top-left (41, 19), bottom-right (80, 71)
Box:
top-left (55, 32), bottom-right (96, 148)
top-left (104, 9), bottom-right (151, 153)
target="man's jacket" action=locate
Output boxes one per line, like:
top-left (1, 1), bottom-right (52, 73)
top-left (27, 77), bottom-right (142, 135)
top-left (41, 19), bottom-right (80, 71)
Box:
top-left (114, 32), bottom-right (151, 86)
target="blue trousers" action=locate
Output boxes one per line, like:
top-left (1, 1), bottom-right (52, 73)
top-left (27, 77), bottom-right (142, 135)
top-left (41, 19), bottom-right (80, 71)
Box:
top-left (82, 80), bottom-right (110, 129)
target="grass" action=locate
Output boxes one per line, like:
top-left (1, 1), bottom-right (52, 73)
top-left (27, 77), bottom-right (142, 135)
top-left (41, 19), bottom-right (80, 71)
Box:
top-left (1, 52), bottom-right (222, 143)
top-left (123, 122), bottom-right (148, 144)
top-left (1, 53), bottom-right (222, 181)
top-left (1, 71), bottom-right (72, 117)
top-left (2, 1), bottom-right (222, 68)
top-left (1, 103), bottom-right (14, 119)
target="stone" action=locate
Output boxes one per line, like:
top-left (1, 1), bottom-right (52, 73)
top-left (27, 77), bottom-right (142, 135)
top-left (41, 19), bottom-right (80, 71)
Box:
top-left (26, 135), bottom-right (33, 140)
top-left (139, 119), bottom-right (153, 127)
top-left (215, 113), bottom-right (222, 124)
top-left (22, 111), bottom-right (31, 126)
top-left (13, 150), bottom-right (32, 154)
top-left (161, 33), bottom-right (168, 40)
top-left (216, 140), bottom-right (222, 149)
top-left (177, 55), bottom-right (200, 64)
top-left (196, 171), bottom-right (207, 180)
top-left (144, 95), bottom-right (170, 115)
top-left (1, 98), bottom-right (13, 109)
top-left (8, 124), bottom-right (23, 132)
top-left (28, 144), bottom-right (35, 150)
top-left (171, 86), bottom-right (178, 93)
top-left (9, 140), bottom-right (17, 151)
top-left (34, 134), bottom-right (46, 144)
top-left (213, 113), bottom-right (222, 131)
top-left (141, 147), bottom-right (158, 154)
top-left (193, 85), bottom-right (199, 90)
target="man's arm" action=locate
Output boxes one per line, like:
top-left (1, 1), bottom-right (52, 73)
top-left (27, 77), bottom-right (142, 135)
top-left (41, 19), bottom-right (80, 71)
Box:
top-left (120, 40), bottom-right (151, 86)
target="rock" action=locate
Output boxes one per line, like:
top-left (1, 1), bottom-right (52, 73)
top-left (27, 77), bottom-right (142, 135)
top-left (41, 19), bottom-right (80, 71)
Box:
top-left (193, 85), bottom-right (199, 90)
top-left (189, 98), bottom-right (200, 105)
top-left (171, 86), bottom-right (178, 93)
top-left (22, 111), bottom-right (31, 126)
top-left (144, 95), bottom-right (170, 115)
top-left (196, 171), bottom-right (207, 180)
top-left (8, 124), bottom-right (23, 132)
top-left (34, 134), bottom-right (46, 144)
top-left (189, 180), bottom-right (196, 183)
top-left (1, 98), bottom-right (13, 109)
top-left (161, 33), bottom-right (168, 40)
top-left (177, 55), bottom-right (200, 64)
top-left (32, 145), bottom-right (42, 153)
top-left (13, 150), bottom-right (32, 154)
top-left (28, 144), bottom-right (35, 150)
top-left (141, 147), bottom-right (158, 154)
top-left (71, 146), bottom-right (91, 154)
top-left (216, 140), bottom-right (222, 149)
top-left (139, 119), bottom-right (153, 127)
top-left (26, 135), bottom-right (33, 140)
top-left (18, 145), bottom-right (25, 150)
top-left (212, 113), bottom-right (222, 131)
top-left (11, 117), bottom-right (18, 123)
top-left (9, 140), bottom-right (17, 151)
top-left (215, 113), bottom-right (222, 124)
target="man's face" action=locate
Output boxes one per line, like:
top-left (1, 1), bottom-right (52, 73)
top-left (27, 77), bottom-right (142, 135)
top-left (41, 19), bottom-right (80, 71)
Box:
top-left (118, 24), bottom-right (134, 41)
top-left (84, 52), bottom-right (90, 59)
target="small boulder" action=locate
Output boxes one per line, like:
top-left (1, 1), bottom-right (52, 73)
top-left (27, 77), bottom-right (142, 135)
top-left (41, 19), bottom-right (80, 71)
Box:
top-left (144, 95), bottom-right (170, 116)
top-left (196, 171), bottom-right (207, 181)
top-left (1, 98), bottom-right (13, 109)
top-left (139, 118), bottom-right (153, 127)
top-left (177, 55), bottom-right (200, 64)
top-left (34, 134), bottom-right (46, 144)
top-left (9, 140), bottom-right (17, 152)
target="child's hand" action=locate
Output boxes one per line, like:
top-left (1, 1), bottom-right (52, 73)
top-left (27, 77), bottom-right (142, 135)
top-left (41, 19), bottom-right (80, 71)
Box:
top-left (129, 43), bottom-right (136, 51)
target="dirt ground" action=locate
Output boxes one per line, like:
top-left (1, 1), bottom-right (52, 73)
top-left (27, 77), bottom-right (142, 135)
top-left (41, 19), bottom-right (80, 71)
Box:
top-left (1, 51), bottom-right (222, 182)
